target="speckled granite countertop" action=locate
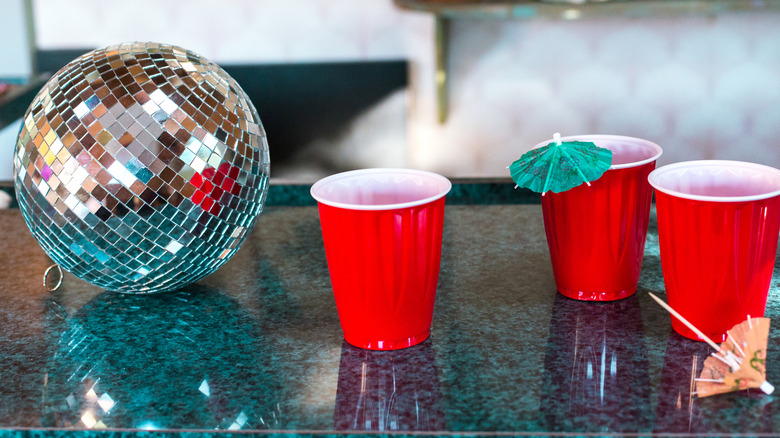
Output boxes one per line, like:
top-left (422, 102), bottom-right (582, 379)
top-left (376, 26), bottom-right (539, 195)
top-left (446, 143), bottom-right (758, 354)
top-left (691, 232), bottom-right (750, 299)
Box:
top-left (1, 183), bottom-right (779, 437)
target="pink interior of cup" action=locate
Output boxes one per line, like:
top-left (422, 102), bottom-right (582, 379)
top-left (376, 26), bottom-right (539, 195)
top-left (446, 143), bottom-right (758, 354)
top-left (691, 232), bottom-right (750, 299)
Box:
top-left (597, 138), bottom-right (661, 167)
top-left (310, 168), bottom-right (452, 210)
top-left (649, 160), bottom-right (780, 201)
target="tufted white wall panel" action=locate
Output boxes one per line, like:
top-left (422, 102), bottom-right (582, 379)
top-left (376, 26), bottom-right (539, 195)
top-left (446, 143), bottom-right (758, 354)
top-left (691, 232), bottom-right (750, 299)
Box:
top-left (442, 14), bottom-right (780, 176)
top-left (31, 0), bottom-right (780, 178)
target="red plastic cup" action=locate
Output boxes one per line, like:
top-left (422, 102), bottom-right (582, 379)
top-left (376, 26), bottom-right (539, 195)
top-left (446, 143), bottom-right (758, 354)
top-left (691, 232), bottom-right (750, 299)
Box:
top-left (540, 135), bottom-right (663, 301)
top-left (648, 160), bottom-right (780, 342)
top-left (311, 168), bottom-right (452, 350)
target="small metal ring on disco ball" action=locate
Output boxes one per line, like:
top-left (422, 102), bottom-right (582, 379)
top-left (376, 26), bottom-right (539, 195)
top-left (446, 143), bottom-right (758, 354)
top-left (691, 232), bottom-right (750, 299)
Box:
top-left (14, 42), bottom-right (270, 293)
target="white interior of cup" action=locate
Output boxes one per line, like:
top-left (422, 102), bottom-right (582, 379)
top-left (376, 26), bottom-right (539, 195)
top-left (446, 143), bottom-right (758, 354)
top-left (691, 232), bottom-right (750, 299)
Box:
top-left (535, 135), bottom-right (663, 169)
top-left (310, 168), bottom-right (452, 210)
top-left (648, 160), bottom-right (780, 202)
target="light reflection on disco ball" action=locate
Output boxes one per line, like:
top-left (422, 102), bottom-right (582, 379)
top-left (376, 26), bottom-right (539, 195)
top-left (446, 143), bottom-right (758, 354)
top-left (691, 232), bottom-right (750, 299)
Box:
top-left (13, 42), bottom-right (269, 293)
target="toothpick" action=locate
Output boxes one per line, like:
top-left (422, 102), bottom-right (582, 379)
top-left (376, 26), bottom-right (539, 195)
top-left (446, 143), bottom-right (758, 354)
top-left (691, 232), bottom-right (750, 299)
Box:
top-left (648, 293), bottom-right (723, 353)
top-left (711, 352), bottom-right (740, 371)
top-left (727, 333), bottom-right (746, 358)
top-left (725, 350), bottom-right (743, 366)
top-left (649, 293), bottom-right (745, 371)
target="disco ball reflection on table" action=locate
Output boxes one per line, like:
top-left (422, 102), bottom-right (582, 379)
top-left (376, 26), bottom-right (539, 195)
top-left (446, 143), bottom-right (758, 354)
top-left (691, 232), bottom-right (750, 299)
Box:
top-left (13, 42), bottom-right (270, 293)
top-left (41, 287), bottom-right (281, 430)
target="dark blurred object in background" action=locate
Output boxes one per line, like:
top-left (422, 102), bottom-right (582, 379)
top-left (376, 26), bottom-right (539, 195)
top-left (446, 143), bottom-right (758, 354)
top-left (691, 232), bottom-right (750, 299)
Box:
top-left (30, 49), bottom-right (408, 179)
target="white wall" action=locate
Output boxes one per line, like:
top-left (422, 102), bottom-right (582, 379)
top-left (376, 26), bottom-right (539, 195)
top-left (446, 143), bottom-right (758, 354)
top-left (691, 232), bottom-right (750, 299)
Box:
top-left (440, 14), bottom-right (780, 176)
top-left (31, 0), bottom-right (780, 178)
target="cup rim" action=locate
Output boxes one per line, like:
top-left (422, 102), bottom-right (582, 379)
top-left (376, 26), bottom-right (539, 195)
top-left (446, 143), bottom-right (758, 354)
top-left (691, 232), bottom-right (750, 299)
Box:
top-left (310, 168), bottom-right (452, 211)
top-left (533, 134), bottom-right (663, 170)
top-left (648, 160), bottom-right (780, 203)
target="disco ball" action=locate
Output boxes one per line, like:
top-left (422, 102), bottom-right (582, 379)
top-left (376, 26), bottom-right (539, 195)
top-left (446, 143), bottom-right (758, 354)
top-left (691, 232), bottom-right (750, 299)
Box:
top-left (14, 42), bottom-right (270, 293)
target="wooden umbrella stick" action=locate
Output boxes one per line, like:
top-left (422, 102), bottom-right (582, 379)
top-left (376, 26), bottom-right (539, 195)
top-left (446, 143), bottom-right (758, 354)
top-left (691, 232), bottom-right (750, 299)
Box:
top-left (559, 147), bottom-right (593, 188)
top-left (648, 292), bottom-right (724, 353)
top-left (540, 147), bottom-right (558, 196)
top-left (727, 333), bottom-right (746, 358)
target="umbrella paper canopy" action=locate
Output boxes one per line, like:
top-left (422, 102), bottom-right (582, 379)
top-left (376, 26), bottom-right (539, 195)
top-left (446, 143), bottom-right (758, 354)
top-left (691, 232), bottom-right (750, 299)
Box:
top-left (509, 133), bottom-right (613, 195)
top-left (696, 317), bottom-right (773, 397)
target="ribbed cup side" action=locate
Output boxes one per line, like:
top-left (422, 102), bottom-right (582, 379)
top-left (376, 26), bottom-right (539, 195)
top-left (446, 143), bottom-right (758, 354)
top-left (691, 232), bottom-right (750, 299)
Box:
top-left (318, 197), bottom-right (445, 350)
top-left (655, 193), bottom-right (780, 342)
top-left (542, 161), bottom-right (656, 301)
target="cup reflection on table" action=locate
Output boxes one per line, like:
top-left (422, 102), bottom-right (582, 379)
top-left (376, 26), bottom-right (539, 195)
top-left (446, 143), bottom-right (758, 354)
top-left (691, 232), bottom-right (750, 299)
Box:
top-left (655, 332), bottom-right (774, 434)
top-left (541, 294), bottom-right (650, 433)
top-left (334, 340), bottom-right (445, 431)
top-left (41, 287), bottom-right (280, 431)
top-left (654, 332), bottom-right (709, 433)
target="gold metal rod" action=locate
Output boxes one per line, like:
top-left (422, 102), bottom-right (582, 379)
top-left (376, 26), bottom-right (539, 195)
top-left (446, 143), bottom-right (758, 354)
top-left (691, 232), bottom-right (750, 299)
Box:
top-left (435, 15), bottom-right (449, 124)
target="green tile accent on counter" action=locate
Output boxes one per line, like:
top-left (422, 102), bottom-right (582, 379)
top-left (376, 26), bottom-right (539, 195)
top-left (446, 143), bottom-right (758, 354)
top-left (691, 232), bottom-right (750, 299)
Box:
top-left (1, 179), bottom-right (537, 209)
top-left (0, 191), bottom-right (778, 437)
top-left (266, 178), bottom-right (539, 207)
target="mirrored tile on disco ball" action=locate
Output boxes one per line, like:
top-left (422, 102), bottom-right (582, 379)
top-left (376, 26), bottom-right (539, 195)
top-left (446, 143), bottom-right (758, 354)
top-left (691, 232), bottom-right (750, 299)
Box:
top-left (14, 42), bottom-right (270, 293)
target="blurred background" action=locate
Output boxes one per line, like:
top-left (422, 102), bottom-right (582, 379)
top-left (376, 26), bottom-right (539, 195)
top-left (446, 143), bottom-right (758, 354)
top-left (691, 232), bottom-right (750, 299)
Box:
top-left (1, 0), bottom-right (779, 182)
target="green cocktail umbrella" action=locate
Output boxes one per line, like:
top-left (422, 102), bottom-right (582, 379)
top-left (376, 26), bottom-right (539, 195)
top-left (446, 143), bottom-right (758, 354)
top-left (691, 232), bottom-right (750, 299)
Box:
top-left (509, 133), bottom-right (613, 195)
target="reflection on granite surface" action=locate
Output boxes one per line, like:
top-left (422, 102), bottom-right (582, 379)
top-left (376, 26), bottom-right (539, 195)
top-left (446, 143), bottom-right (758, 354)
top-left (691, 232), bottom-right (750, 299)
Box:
top-left (541, 294), bottom-right (651, 433)
top-left (334, 340), bottom-right (444, 431)
top-left (654, 332), bottom-right (708, 433)
top-left (41, 287), bottom-right (281, 430)
top-left (655, 332), bottom-right (775, 434)
top-left (1, 201), bottom-right (780, 437)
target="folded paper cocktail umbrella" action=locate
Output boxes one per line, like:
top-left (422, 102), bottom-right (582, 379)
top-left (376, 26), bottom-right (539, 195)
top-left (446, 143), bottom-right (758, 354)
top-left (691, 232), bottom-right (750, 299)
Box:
top-left (508, 132), bottom-right (613, 195)
top-left (696, 317), bottom-right (773, 397)
top-left (649, 292), bottom-right (774, 397)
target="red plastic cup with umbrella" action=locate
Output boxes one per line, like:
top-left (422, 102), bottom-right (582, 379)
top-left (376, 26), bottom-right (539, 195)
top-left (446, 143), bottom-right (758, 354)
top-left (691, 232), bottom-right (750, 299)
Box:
top-left (510, 133), bottom-right (662, 301)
